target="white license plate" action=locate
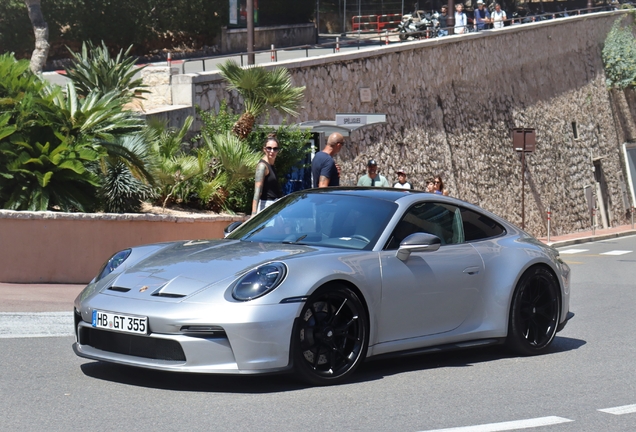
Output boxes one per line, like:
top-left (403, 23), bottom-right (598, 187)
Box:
top-left (92, 310), bottom-right (148, 335)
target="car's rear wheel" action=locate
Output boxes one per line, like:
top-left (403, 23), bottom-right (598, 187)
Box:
top-left (507, 266), bottom-right (560, 355)
top-left (292, 284), bottom-right (368, 385)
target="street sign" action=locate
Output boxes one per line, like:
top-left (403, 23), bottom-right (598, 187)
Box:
top-left (512, 128), bottom-right (536, 152)
top-left (336, 114), bottom-right (368, 126)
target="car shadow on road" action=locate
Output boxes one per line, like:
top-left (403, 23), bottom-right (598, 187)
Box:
top-left (79, 336), bottom-right (586, 393)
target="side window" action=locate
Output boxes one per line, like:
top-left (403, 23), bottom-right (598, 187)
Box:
top-left (460, 207), bottom-right (505, 241)
top-left (386, 202), bottom-right (465, 249)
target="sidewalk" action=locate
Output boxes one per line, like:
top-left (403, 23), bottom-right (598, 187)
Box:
top-left (1, 224), bottom-right (634, 314)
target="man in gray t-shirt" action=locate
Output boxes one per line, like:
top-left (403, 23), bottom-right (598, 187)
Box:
top-left (357, 159), bottom-right (390, 187)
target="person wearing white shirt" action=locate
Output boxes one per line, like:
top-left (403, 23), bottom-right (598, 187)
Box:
top-left (393, 169), bottom-right (413, 189)
top-left (492, 3), bottom-right (507, 29)
top-left (454, 3), bottom-right (467, 34)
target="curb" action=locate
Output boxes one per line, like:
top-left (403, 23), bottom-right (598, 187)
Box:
top-left (543, 229), bottom-right (636, 248)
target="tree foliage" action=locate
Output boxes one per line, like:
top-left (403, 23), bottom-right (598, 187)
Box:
top-left (603, 18), bottom-right (636, 89)
top-left (218, 60), bottom-right (305, 140)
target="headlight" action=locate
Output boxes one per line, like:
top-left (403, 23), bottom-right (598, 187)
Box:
top-left (95, 249), bottom-right (131, 282)
top-left (232, 262), bottom-right (287, 301)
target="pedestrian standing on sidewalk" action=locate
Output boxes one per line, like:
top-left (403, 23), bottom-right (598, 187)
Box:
top-left (393, 168), bottom-right (413, 189)
top-left (312, 132), bottom-right (344, 188)
top-left (454, 3), bottom-right (468, 34)
top-left (252, 135), bottom-right (283, 214)
top-left (358, 159), bottom-right (390, 187)
top-left (438, 5), bottom-right (449, 36)
top-left (474, 0), bottom-right (491, 31)
top-left (491, 3), bottom-right (507, 28)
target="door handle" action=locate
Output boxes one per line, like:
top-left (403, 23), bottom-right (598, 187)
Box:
top-left (463, 267), bottom-right (480, 275)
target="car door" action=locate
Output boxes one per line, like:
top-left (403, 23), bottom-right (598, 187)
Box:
top-left (377, 201), bottom-right (485, 343)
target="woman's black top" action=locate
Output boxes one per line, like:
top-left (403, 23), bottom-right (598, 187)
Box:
top-left (259, 160), bottom-right (282, 200)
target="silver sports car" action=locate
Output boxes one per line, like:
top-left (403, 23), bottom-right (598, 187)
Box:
top-left (73, 188), bottom-right (572, 385)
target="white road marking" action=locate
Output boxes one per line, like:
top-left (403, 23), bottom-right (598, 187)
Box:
top-left (418, 416), bottom-right (574, 432)
top-left (599, 250), bottom-right (632, 256)
top-left (558, 249), bottom-right (589, 254)
top-left (598, 404), bottom-right (636, 415)
top-left (0, 312), bottom-right (74, 339)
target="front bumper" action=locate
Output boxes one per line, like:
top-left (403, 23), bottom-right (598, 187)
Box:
top-left (73, 298), bottom-right (303, 374)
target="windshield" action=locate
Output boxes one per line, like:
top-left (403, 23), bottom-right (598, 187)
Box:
top-left (228, 192), bottom-right (397, 250)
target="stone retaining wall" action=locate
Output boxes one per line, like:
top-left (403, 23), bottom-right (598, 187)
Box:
top-left (0, 211), bottom-right (246, 284)
top-left (180, 11), bottom-right (633, 238)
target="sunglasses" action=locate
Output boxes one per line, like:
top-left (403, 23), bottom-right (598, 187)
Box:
top-left (265, 147), bottom-right (280, 152)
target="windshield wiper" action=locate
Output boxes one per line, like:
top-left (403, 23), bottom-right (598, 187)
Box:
top-left (282, 235), bottom-right (307, 244)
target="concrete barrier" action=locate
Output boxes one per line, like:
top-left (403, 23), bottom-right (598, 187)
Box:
top-left (0, 210), bottom-right (246, 284)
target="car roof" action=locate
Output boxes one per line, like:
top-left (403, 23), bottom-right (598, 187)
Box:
top-left (298, 187), bottom-right (514, 229)
top-left (301, 187), bottom-right (425, 202)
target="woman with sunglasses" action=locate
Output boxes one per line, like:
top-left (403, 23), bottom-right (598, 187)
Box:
top-left (252, 135), bottom-right (283, 215)
top-left (434, 175), bottom-right (450, 196)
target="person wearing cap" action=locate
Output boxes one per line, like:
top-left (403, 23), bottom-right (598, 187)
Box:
top-left (393, 169), bottom-right (413, 189)
top-left (357, 159), bottom-right (390, 187)
top-left (474, 0), bottom-right (491, 31)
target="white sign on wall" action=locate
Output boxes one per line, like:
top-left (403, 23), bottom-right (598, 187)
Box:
top-left (336, 115), bottom-right (368, 126)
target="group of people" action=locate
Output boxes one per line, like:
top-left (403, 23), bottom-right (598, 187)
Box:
top-left (356, 158), bottom-right (449, 195)
top-left (252, 131), bottom-right (449, 214)
top-left (437, 1), bottom-right (507, 35)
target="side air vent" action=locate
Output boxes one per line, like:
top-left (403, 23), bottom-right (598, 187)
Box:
top-left (108, 286), bottom-right (131, 292)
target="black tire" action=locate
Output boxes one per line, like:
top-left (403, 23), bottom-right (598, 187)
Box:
top-left (292, 284), bottom-right (368, 385)
top-left (399, 32), bottom-right (407, 41)
top-left (507, 266), bottom-right (560, 355)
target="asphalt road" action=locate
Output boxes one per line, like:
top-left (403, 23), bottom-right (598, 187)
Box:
top-left (2, 235), bottom-right (636, 431)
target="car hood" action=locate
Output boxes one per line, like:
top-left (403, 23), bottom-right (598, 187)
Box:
top-left (100, 239), bottom-right (321, 301)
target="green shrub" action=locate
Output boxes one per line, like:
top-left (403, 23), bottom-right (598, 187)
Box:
top-left (65, 41), bottom-right (147, 100)
top-left (603, 19), bottom-right (636, 89)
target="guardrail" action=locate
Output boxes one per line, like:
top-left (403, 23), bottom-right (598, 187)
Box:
top-left (178, 5), bottom-right (624, 74)
top-left (352, 13), bottom-right (402, 32)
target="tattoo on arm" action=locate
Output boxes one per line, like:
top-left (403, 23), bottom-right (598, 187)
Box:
top-left (318, 176), bottom-right (330, 188)
top-left (252, 163), bottom-right (267, 213)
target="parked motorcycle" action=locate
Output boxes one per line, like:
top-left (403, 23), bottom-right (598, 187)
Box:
top-left (397, 10), bottom-right (440, 40)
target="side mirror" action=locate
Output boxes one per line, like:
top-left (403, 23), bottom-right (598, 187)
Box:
top-left (396, 232), bottom-right (441, 261)
top-left (224, 221), bottom-right (243, 237)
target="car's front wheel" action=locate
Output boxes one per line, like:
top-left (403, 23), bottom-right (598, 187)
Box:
top-left (292, 284), bottom-right (368, 385)
top-left (507, 266), bottom-right (560, 355)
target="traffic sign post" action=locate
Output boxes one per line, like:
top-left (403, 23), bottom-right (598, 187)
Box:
top-left (547, 206), bottom-right (551, 243)
top-left (511, 128), bottom-right (536, 230)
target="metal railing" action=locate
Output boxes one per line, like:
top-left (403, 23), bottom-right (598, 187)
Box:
top-left (178, 4), bottom-right (624, 74)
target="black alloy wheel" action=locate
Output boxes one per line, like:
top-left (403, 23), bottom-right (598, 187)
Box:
top-left (507, 266), bottom-right (560, 355)
top-left (293, 284), bottom-right (368, 385)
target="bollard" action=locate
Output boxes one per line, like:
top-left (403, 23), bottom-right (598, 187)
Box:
top-left (592, 207), bottom-right (597, 235)
top-left (552, 14), bottom-right (556, 19)
top-left (547, 206), bottom-right (551, 243)
top-left (336, 37), bottom-right (340, 53)
top-left (632, 207), bottom-right (635, 229)
top-left (270, 44), bottom-right (275, 62)
top-left (167, 52), bottom-right (172, 67)
top-left (385, 29), bottom-right (389, 45)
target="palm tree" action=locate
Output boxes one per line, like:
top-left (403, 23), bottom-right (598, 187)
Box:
top-left (217, 60), bottom-right (305, 140)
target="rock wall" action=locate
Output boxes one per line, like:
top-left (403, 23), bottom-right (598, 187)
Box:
top-left (187, 11), bottom-right (633, 238)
